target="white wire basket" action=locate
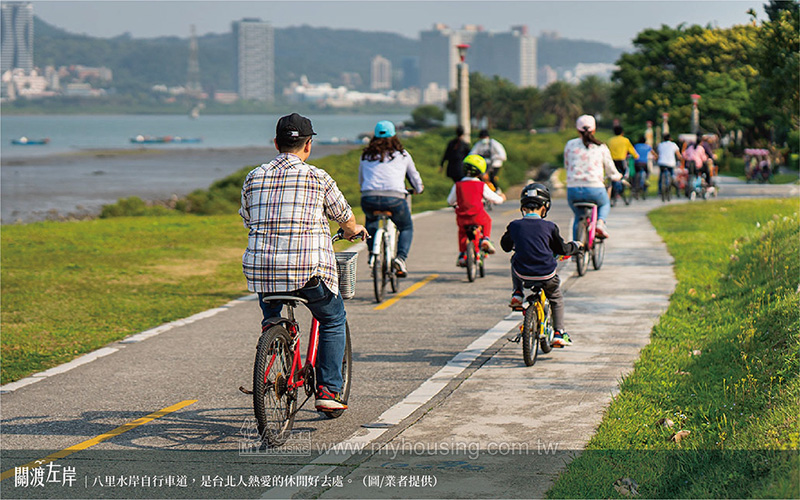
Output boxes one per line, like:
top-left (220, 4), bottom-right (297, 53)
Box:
top-left (335, 252), bottom-right (358, 300)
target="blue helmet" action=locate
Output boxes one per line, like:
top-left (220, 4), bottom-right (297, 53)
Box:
top-left (374, 120), bottom-right (396, 138)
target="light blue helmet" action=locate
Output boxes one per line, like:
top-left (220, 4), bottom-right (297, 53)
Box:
top-left (374, 120), bottom-right (396, 138)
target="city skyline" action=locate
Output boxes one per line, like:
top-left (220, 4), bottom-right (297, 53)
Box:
top-left (32, 0), bottom-right (764, 49)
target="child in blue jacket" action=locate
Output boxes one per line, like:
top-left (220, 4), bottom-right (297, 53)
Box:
top-left (500, 183), bottom-right (582, 347)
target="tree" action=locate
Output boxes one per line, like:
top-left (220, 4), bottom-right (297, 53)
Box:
top-left (576, 76), bottom-right (611, 119)
top-left (543, 81), bottom-right (580, 130)
top-left (611, 24), bottom-right (759, 139)
top-left (409, 105), bottom-right (445, 129)
top-left (752, 0), bottom-right (799, 146)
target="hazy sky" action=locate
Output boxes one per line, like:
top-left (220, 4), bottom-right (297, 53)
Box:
top-left (32, 1), bottom-right (763, 48)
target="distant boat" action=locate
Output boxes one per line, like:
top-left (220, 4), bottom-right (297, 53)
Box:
top-left (11, 136), bottom-right (50, 145)
top-left (130, 135), bottom-right (202, 144)
top-left (189, 103), bottom-right (204, 119)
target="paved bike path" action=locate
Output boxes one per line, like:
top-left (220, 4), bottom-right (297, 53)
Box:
top-left (3, 177), bottom-right (791, 498)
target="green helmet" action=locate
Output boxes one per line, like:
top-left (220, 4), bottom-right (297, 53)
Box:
top-left (462, 154), bottom-right (487, 176)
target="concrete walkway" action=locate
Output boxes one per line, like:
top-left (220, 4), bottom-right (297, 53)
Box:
top-left (310, 197), bottom-right (677, 498)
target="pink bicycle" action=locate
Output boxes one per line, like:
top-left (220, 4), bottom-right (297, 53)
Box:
top-left (572, 201), bottom-right (605, 276)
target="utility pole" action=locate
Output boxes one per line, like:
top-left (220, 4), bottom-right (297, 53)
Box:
top-left (187, 25), bottom-right (201, 96)
top-left (456, 44), bottom-right (471, 139)
top-left (690, 93), bottom-right (701, 136)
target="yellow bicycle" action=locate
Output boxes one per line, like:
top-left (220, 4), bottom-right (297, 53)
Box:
top-left (511, 284), bottom-right (555, 366)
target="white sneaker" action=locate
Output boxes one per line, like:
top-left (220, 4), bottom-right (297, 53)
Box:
top-left (393, 258), bottom-right (408, 277)
top-left (596, 219), bottom-right (610, 239)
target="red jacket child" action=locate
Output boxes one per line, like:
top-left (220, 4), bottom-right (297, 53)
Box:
top-left (446, 155), bottom-right (506, 255)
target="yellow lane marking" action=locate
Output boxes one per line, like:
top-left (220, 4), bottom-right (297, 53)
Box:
top-left (0, 399), bottom-right (198, 481)
top-left (502, 208), bottom-right (519, 216)
top-left (374, 274), bottom-right (438, 311)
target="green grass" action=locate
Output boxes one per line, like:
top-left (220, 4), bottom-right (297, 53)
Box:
top-left (546, 198), bottom-right (799, 498)
top-left (0, 215), bottom-right (249, 384)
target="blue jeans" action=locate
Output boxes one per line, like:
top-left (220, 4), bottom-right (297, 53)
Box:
top-left (258, 278), bottom-right (347, 393)
top-left (567, 187), bottom-right (610, 240)
top-left (361, 196), bottom-right (413, 260)
top-left (658, 166), bottom-right (674, 194)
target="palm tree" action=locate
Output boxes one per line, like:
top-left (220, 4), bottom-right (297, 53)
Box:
top-left (543, 81), bottom-right (580, 130)
top-left (577, 76), bottom-right (610, 119)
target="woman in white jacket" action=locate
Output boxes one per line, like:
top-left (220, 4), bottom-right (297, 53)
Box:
top-left (359, 120), bottom-right (424, 277)
top-left (563, 115), bottom-right (622, 239)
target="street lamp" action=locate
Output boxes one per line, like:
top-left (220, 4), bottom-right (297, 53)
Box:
top-left (690, 93), bottom-right (701, 136)
top-left (456, 43), bottom-right (471, 138)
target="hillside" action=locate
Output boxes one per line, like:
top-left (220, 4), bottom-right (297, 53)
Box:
top-left (31, 17), bottom-right (624, 95)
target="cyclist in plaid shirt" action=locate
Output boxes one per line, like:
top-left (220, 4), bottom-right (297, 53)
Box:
top-left (240, 113), bottom-right (366, 413)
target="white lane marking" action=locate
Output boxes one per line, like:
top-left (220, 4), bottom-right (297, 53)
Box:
top-left (0, 347), bottom-right (118, 393)
top-left (261, 313), bottom-right (523, 498)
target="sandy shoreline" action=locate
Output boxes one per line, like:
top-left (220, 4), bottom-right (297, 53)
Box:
top-left (0, 143), bottom-right (359, 224)
top-left (0, 143), bottom-right (358, 167)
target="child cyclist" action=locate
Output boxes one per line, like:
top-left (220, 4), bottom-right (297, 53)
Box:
top-left (447, 154), bottom-right (506, 266)
top-left (500, 183), bottom-right (582, 347)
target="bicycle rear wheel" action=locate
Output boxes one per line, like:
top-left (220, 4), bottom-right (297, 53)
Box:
top-left (253, 326), bottom-right (297, 446)
top-left (592, 238), bottom-right (605, 270)
top-left (521, 302), bottom-right (539, 366)
top-left (372, 233), bottom-right (387, 303)
top-left (321, 322), bottom-right (352, 419)
top-left (576, 221), bottom-right (590, 276)
top-left (466, 240), bottom-right (477, 282)
top-left (479, 253), bottom-right (485, 278)
top-left (660, 172), bottom-right (669, 202)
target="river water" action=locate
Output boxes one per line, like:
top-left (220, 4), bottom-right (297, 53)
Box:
top-left (1, 113), bottom-right (409, 223)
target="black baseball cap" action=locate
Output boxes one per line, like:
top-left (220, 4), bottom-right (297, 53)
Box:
top-left (275, 113), bottom-right (316, 138)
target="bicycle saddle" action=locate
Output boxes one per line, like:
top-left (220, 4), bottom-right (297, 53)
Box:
top-left (261, 295), bottom-right (308, 306)
top-left (371, 210), bottom-right (393, 217)
top-left (571, 202), bottom-right (598, 209)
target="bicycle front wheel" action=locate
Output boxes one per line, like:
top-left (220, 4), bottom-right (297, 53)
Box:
top-left (521, 303), bottom-right (539, 366)
top-left (387, 234), bottom-right (398, 293)
top-left (466, 240), bottom-right (477, 282)
top-left (253, 326), bottom-right (297, 447)
top-left (539, 299), bottom-right (554, 354)
top-left (322, 322), bottom-right (352, 419)
top-left (576, 221), bottom-right (590, 276)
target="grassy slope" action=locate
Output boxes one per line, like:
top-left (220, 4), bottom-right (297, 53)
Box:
top-left (1, 215), bottom-right (247, 383)
top-left (546, 198), bottom-right (799, 498)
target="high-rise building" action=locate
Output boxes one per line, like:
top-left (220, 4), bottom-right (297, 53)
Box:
top-left (401, 57), bottom-right (420, 89)
top-left (1, 2), bottom-right (34, 73)
top-left (419, 24), bottom-right (537, 90)
top-left (419, 24), bottom-right (460, 91)
top-left (232, 18), bottom-right (274, 102)
top-left (370, 55), bottom-right (392, 90)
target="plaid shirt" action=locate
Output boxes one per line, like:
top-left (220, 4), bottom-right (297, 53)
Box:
top-left (239, 153), bottom-right (353, 294)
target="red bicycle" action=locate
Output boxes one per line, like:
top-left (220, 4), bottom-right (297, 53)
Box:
top-left (461, 224), bottom-right (486, 282)
top-left (242, 232), bottom-right (357, 446)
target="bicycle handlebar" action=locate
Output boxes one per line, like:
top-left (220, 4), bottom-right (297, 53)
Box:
top-left (332, 228), bottom-right (367, 243)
